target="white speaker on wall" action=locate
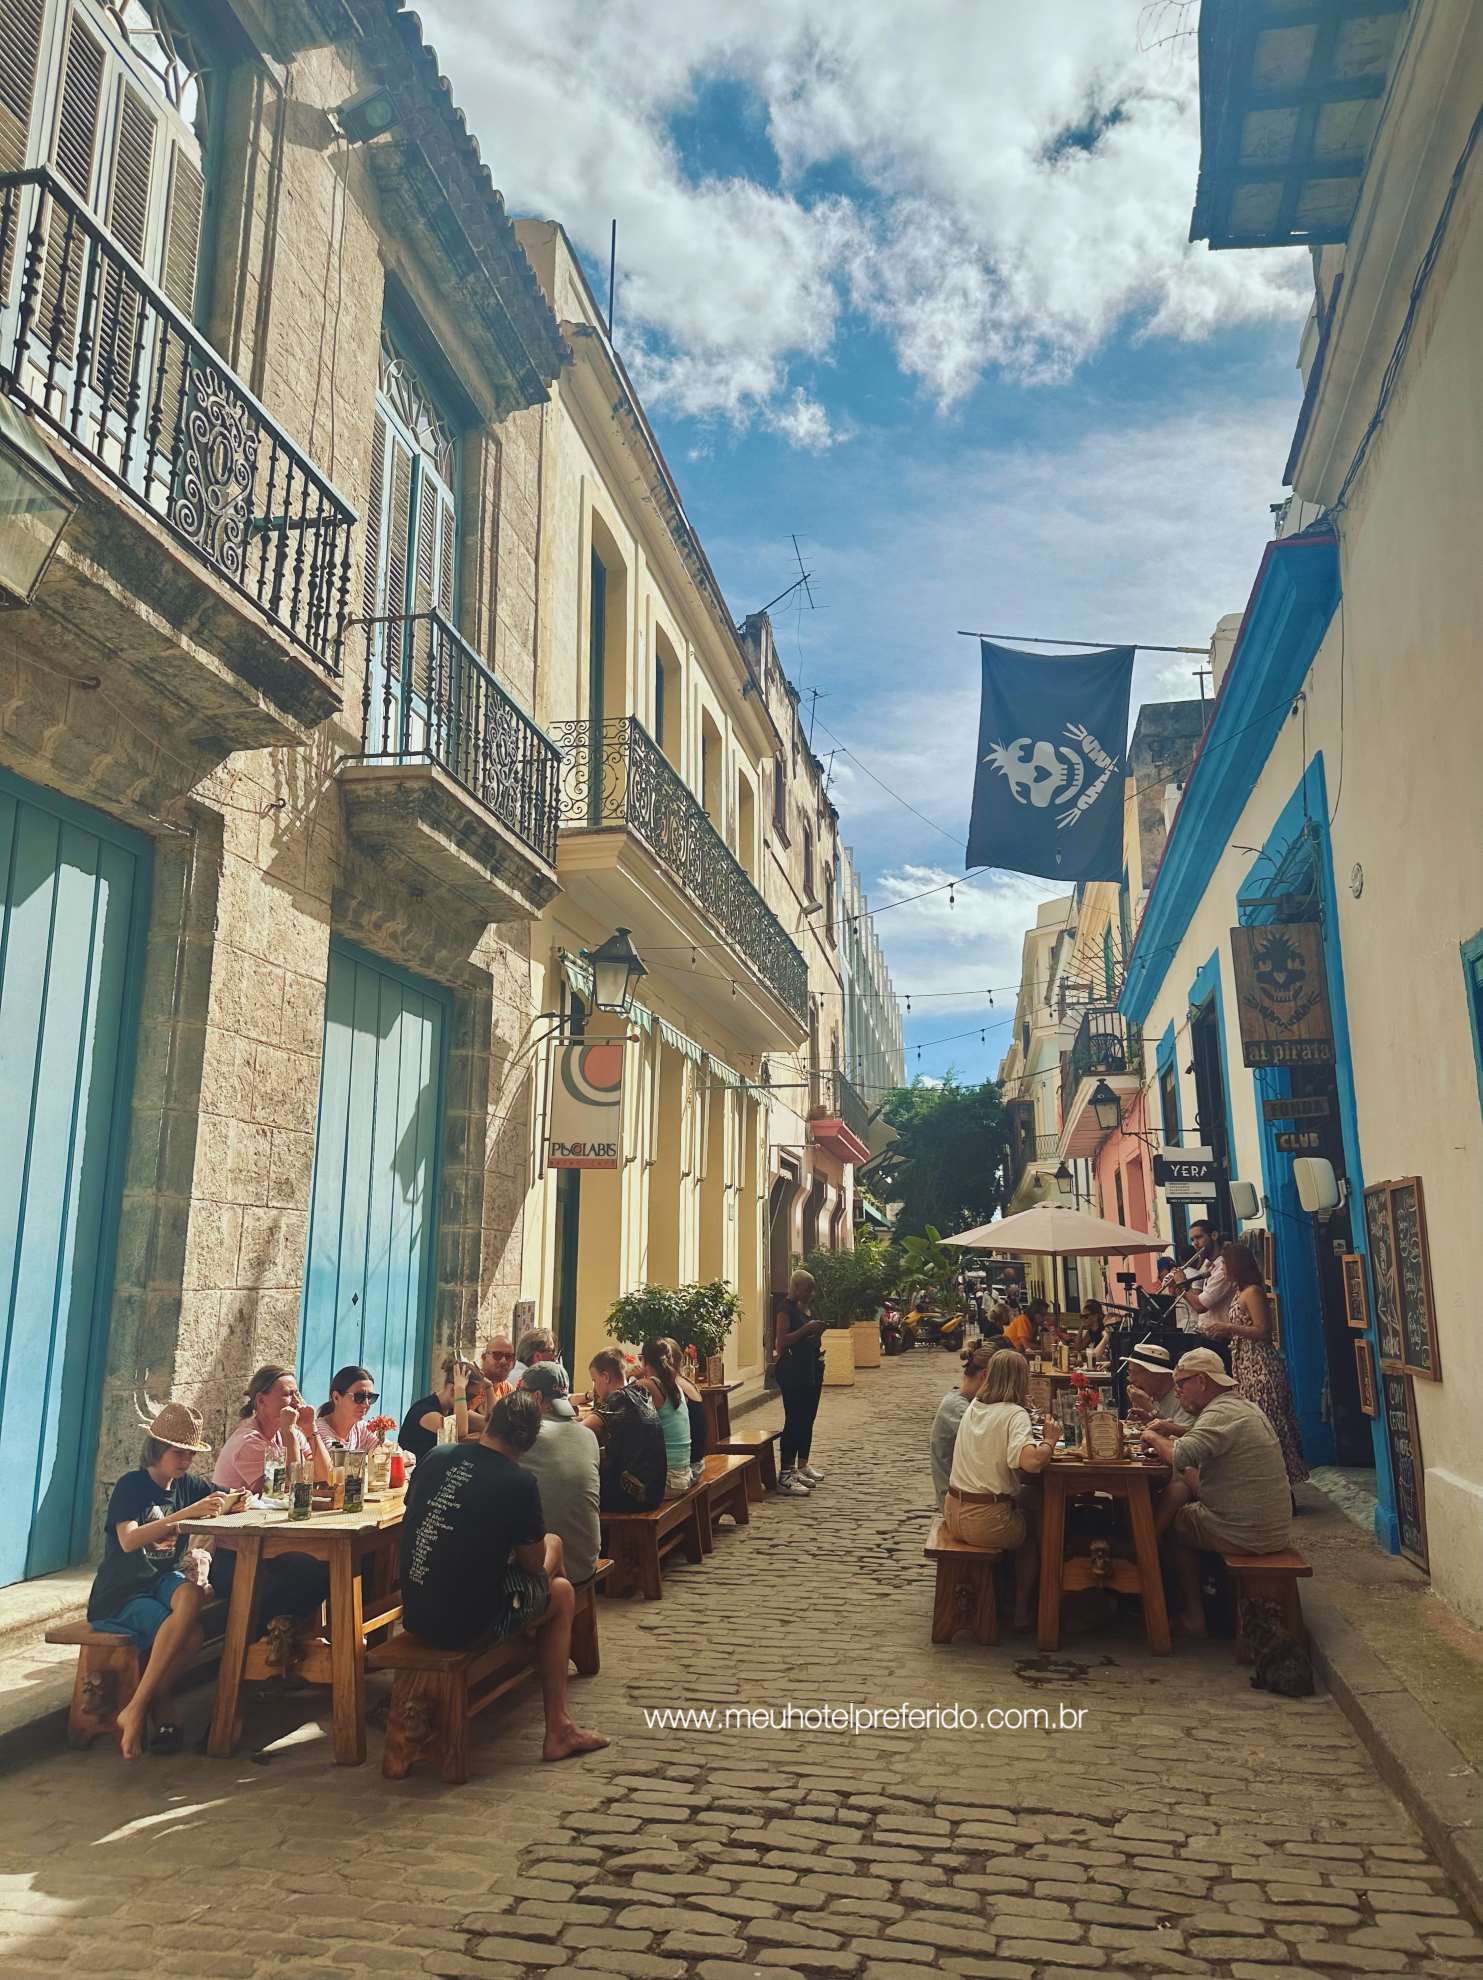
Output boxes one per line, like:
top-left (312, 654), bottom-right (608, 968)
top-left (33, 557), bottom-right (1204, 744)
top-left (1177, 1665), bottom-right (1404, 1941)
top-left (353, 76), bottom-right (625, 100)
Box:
top-left (1293, 1157), bottom-right (1342, 1214)
top-left (1230, 1180), bottom-right (1261, 1221)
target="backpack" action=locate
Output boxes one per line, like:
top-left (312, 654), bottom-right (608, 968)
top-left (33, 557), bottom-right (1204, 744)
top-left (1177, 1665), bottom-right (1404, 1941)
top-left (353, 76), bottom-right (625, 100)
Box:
top-left (596, 1384), bottom-right (667, 1512)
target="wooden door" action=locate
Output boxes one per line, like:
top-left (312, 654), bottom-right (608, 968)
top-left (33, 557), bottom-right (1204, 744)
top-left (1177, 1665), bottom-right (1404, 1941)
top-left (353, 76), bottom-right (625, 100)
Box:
top-left (0, 771), bottom-right (148, 1585)
top-left (298, 945), bottom-right (447, 1426)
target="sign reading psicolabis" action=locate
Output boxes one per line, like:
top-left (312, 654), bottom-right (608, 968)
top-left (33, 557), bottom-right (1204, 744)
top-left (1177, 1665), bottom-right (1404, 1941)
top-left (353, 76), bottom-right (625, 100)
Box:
top-left (547, 1040), bottom-right (625, 1169)
top-left (1153, 1147), bottom-right (1218, 1201)
top-left (1230, 924), bottom-right (1334, 1069)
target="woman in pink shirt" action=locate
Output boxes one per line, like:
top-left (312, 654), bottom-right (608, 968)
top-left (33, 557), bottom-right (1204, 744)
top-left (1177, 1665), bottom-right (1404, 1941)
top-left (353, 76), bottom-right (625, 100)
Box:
top-left (214, 1366), bottom-right (333, 1492)
top-left (316, 1365), bottom-right (394, 1451)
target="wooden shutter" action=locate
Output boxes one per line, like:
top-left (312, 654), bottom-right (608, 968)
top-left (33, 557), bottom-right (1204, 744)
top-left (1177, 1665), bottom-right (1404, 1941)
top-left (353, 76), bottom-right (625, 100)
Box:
top-left (410, 478), bottom-right (437, 696)
top-left (0, 0), bottom-right (45, 289)
top-left (38, 7), bottom-right (105, 358)
top-left (360, 407), bottom-right (388, 619)
top-left (382, 430), bottom-right (414, 680)
top-left (96, 78), bottom-right (156, 407)
top-left (158, 139), bottom-right (203, 317)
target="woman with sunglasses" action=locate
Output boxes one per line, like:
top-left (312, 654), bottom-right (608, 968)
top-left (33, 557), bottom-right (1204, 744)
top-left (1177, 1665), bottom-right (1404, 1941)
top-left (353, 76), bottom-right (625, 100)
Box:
top-left (317, 1366), bottom-right (391, 1449)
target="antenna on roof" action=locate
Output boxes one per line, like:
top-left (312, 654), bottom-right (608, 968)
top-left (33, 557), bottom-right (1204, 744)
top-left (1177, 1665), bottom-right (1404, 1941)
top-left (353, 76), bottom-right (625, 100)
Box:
top-left (607, 219), bottom-right (617, 339)
top-left (791, 534), bottom-right (816, 612)
top-left (740, 536), bottom-right (819, 626)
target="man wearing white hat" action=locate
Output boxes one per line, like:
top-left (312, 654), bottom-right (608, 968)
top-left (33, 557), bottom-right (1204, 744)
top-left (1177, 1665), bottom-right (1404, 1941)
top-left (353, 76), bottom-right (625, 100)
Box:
top-left (88, 1402), bottom-right (245, 1758)
top-left (1122, 1342), bottom-right (1194, 1432)
top-left (1144, 1349), bottom-right (1293, 1639)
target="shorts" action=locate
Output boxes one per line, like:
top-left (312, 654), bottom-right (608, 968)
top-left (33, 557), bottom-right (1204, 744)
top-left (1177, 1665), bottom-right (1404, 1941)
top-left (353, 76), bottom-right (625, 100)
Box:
top-left (943, 1496), bottom-right (1025, 1553)
top-left (664, 1467), bottom-right (694, 1500)
top-left (490, 1566), bottom-right (551, 1641)
top-left (91, 1571), bottom-right (188, 1652)
top-left (1173, 1500), bottom-right (1285, 1554)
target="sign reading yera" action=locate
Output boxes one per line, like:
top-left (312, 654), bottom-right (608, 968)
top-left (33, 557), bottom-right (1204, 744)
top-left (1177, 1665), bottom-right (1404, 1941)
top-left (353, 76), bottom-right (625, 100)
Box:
top-left (547, 1040), bottom-right (625, 1169)
top-left (1229, 923), bottom-right (1334, 1069)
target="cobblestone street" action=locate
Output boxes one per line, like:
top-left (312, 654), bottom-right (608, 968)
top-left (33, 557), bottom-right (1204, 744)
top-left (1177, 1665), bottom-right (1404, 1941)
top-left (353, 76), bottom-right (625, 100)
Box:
top-left (2, 1351), bottom-right (1481, 1980)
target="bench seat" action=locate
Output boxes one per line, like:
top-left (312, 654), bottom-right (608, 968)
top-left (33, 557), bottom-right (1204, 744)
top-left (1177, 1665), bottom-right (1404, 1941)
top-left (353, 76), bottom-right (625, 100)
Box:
top-left (1222, 1548), bottom-right (1312, 1665)
top-left (370, 1563), bottom-right (609, 1783)
top-left (46, 1604), bottom-right (227, 1748)
top-left (600, 1483), bottom-right (707, 1600)
top-left (697, 1453), bottom-right (756, 1550)
top-left (925, 1519), bottom-right (1001, 1646)
top-left (713, 1426), bottom-right (782, 1497)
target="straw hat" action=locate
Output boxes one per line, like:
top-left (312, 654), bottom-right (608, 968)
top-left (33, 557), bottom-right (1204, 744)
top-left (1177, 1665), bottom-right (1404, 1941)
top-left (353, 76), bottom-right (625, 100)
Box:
top-left (141, 1400), bottom-right (212, 1452)
top-left (1122, 1341), bottom-right (1177, 1376)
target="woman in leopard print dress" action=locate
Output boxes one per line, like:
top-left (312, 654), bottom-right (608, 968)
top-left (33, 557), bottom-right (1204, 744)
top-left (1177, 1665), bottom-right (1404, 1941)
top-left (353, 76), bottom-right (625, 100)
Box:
top-left (1202, 1242), bottom-right (1309, 1488)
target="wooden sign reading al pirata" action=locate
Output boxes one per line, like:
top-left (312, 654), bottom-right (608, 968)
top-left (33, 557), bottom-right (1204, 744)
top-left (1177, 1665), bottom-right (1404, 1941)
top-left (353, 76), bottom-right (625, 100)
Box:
top-left (1229, 924), bottom-right (1334, 1067)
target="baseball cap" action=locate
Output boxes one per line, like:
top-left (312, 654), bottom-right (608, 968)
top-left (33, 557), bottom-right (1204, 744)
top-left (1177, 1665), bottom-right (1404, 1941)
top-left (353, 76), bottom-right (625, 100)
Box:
top-left (1174, 1347), bottom-right (1236, 1389)
top-left (521, 1362), bottom-right (575, 1419)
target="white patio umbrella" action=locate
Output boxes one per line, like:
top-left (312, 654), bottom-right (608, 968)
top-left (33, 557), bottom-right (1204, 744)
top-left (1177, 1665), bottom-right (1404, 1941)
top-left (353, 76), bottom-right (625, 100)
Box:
top-left (943, 1203), bottom-right (1164, 1316)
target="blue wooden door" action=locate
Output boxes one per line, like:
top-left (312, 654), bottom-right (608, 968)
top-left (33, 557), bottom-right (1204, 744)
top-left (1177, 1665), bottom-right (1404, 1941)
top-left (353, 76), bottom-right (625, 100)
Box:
top-left (0, 773), bottom-right (148, 1586)
top-left (298, 945), bottom-right (447, 1425)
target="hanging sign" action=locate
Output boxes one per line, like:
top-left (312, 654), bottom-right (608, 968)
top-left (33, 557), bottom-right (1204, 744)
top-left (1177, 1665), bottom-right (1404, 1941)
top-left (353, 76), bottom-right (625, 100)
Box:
top-left (1275, 1129), bottom-right (1324, 1153)
top-left (1153, 1146), bottom-right (1218, 1201)
top-left (547, 1040), bottom-right (625, 1168)
top-left (1261, 1094), bottom-right (1331, 1122)
top-left (1229, 924), bottom-right (1334, 1067)
top-left (966, 642), bottom-right (1133, 882)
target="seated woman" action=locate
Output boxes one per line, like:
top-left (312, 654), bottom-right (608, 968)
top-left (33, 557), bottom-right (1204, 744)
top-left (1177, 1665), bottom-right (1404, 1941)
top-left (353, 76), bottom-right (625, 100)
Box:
top-left (399, 1358), bottom-right (492, 1462)
top-left (1003, 1301), bottom-right (1036, 1354)
top-left (90, 1403), bottom-right (242, 1758)
top-left (944, 1348), bottom-right (1061, 1629)
top-left (317, 1365), bottom-right (395, 1449)
top-left (637, 1338), bottom-right (693, 1498)
top-left (216, 1365), bottom-right (333, 1489)
top-left (656, 1334), bottom-right (707, 1483)
top-left (929, 1343), bottom-right (993, 1509)
top-left (1080, 1301), bottom-right (1110, 1367)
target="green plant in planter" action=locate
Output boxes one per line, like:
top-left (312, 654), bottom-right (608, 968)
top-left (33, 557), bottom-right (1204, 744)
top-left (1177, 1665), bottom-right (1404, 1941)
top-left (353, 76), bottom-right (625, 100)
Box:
top-left (606, 1279), bottom-right (740, 1362)
top-left (799, 1238), bottom-right (896, 1329)
top-left (896, 1225), bottom-right (964, 1313)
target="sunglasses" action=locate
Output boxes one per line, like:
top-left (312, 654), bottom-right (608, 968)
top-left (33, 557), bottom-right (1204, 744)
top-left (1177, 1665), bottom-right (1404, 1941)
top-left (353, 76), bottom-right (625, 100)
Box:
top-left (486, 1351), bottom-right (514, 1362)
top-left (350, 1390), bottom-right (379, 1404)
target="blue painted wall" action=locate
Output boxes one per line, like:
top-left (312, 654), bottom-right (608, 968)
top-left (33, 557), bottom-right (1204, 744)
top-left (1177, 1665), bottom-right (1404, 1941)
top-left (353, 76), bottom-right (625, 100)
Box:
top-left (0, 770), bottom-right (151, 1586)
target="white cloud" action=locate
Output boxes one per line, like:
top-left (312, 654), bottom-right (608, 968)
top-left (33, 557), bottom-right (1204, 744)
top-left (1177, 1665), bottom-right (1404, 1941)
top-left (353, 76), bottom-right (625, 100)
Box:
top-left (416, 0), bottom-right (1309, 436)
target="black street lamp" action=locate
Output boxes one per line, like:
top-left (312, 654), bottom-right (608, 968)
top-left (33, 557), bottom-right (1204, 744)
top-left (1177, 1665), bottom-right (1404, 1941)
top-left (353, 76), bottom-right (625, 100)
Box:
top-left (1090, 1079), bottom-right (1122, 1134)
top-left (588, 926), bottom-right (646, 1015)
top-left (1054, 1162), bottom-right (1074, 1198)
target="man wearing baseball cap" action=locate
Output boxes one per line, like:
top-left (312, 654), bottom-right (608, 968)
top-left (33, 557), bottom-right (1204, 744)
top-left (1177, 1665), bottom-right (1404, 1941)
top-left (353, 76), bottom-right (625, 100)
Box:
top-left (1122, 1342), bottom-right (1193, 1431)
top-left (1144, 1348), bottom-right (1292, 1639)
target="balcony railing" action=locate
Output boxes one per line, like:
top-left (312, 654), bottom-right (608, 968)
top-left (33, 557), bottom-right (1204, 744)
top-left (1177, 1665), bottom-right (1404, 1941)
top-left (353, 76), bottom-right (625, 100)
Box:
top-left (0, 169), bottom-right (352, 673)
top-left (552, 715), bottom-right (808, 1025)
top-left (353, 612), bottom-right (559, 864)
top-left (810, 1069), bottom-right (870, 1145)
top-left (1007, 1127), bottom-right (1060, 1193)
top-left (1060, 1005), bottom-right (1142, 1124)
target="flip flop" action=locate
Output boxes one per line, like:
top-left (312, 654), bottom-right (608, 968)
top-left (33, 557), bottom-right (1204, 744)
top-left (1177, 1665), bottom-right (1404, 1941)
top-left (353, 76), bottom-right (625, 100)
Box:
top-left (149, 1721), bottom-right (183, 1755)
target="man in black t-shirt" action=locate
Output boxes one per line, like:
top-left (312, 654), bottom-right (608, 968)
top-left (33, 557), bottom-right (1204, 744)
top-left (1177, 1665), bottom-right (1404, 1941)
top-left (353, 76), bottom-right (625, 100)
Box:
top-left (399, 1389), bottom-right (609, 1763)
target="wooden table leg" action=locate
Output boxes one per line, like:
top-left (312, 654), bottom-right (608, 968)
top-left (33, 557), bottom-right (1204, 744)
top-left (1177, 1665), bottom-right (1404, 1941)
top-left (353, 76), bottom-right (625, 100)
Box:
top-left (1036, 1475), bottom-right (1068, 1652)
top-left (1127, 1476), bottom-right (1172, 1656)
top-left (328, 1543), bottom-right (367, 1765)
top-left (208, 1536), bottom-right (260, 1759)
top-left (716, 1398), bottom-right (731, 1442)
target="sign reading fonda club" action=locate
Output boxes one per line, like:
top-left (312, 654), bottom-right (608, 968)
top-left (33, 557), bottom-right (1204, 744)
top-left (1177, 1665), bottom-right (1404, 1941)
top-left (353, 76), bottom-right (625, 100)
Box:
top-left (1229, 923), bottom-right (1335, 1068)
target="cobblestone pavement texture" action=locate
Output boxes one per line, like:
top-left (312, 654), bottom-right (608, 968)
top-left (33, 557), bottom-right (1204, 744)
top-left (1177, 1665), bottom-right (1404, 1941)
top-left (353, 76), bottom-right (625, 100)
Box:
top-left (2, 1350), bottom-right (1481, 1980)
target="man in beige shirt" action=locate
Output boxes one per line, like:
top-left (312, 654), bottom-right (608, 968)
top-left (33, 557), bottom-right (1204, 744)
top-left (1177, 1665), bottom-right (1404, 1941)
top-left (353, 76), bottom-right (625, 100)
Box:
top-left (1144, 1348), bottom-right (1292, 1638)
top-left (1122, 1342), bottom-right (1194, 1430)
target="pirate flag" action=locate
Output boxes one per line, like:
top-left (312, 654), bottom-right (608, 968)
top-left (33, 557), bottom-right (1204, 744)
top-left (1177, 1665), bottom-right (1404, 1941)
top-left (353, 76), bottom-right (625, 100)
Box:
top-left (965, 640), bottom-right (1134, 882)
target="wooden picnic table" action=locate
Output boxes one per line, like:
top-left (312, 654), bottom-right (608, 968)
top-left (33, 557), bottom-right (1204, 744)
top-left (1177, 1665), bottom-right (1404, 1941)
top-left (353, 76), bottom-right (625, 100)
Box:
top-left (698, 1380), bottom-right (744, 1448)
top-left (179, 1495), bottom-right (405, 1766)
top-left (1036, 1449), bottom-right (1172, 1657)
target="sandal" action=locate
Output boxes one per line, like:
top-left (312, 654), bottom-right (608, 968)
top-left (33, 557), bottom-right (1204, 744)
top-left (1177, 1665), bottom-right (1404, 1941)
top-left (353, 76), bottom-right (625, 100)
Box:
top-left (149, 1721), bottom-right (183, 1755)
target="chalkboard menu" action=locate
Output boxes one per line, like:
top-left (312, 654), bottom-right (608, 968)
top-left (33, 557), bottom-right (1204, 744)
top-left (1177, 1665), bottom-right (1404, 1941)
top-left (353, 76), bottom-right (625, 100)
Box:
top-left (1364, 1178), bottom-right (1441, 1381)
top-left (1381, 1371), bottom-right (1428, 1571)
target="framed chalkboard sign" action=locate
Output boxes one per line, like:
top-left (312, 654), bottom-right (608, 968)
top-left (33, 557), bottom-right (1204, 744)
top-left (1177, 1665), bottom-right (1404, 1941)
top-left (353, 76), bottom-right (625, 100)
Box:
top-left (1380, 1370), bottom-right (1428, 1571)
top-left (1389, 1178), bottom-right (1441, 1382)
top-left (1353, 1338), bottom-right (1377, 1418)
top-left (1364, 1184), bottom-right (1404, 1369)
top-left (1341, 1253), bottom-right (1369, 1333)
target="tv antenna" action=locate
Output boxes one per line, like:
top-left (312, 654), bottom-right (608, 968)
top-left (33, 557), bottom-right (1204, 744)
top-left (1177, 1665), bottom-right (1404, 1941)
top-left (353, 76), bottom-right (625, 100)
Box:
top-left (742, 533), bottom-right (818, 623)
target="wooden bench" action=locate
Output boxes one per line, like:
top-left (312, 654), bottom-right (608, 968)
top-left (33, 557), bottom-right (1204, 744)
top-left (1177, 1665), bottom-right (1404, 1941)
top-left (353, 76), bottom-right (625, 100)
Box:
top-left (925, 1520), bottom-right (1000, 1646)
top-left (601, 1484), bottom-right (706, 1600)
top-left (1222, 1548), bottom-right (1312, 1665)
top-left (46, 1604), bottom-right (226, 1749)
top-left (371, 1563), bottom-right (610, 1784)
top-left (713, 1425), bottom-right (782, 1498)
top-left (697, 1453), bottom-right (756, 1551)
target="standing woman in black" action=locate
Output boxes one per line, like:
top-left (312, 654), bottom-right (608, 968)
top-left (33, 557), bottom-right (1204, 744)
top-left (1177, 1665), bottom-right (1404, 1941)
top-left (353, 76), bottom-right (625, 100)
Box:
top-left (774, 1268), bottom-right (827, 1497)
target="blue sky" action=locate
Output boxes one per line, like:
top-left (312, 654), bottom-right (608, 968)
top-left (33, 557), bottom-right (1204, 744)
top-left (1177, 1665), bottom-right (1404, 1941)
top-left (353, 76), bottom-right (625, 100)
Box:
top-left (422, 1), bottom-right (1311, 1086)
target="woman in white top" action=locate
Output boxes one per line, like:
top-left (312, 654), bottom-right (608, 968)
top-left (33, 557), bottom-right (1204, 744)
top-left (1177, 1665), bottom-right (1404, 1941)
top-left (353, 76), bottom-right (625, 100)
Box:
top-left (945, 1348), bottom-right (1060, 1629)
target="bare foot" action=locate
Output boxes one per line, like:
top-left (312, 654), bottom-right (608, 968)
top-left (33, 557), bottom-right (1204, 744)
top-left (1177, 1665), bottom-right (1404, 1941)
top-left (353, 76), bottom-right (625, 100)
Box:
top-left (1172, 1610), bottom-right (1208, 1641)
top-left (542, 1720), bottom-right (609, 1762)
top-left (116, 1703), bottom-right (148, 1760)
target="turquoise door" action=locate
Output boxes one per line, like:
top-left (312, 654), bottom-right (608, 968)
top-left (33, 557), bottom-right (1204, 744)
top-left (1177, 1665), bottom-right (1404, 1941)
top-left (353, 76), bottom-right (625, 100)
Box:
top-left (0, 773), bottom-right (148, 1587)
top-left (298, 944), bottom-right (447, 1425)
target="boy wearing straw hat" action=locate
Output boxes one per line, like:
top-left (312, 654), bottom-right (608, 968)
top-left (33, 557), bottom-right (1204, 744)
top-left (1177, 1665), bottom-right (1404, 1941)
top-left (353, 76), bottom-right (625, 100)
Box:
top-left (88, 1402), bottom-right (244, 1758)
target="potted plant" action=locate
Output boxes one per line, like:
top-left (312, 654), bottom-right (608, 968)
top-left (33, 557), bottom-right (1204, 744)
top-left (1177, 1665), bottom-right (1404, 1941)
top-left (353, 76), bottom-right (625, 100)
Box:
top-left (606, 1279), bottom-right (740, 1384)
top-left (801, 1238), bottom-right (896, 1372)
top-left (895, 1226), bottom-right (965, 1321)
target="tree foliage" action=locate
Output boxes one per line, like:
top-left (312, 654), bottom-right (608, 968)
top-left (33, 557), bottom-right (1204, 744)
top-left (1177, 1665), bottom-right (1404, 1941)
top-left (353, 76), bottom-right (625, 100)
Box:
top-left (799, 1238), bottom-right (897, 1329)
top-left (606, 1279), bottom-right (739, 1359)
top-left (877, 1075), bottom-right (1011, 1241)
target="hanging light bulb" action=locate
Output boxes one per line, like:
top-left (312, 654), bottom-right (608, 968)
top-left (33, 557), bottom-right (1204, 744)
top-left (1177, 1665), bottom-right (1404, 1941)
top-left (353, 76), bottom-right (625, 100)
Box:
top-left (948, 884), bottom-right (956, 909)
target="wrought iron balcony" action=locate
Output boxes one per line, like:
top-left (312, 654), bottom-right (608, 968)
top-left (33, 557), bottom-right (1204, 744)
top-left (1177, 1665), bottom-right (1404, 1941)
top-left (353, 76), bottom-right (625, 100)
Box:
top-left (552, 715), bottom-right (808, 1027)
top-left (353, 612), bottom-right (559, 865)
top-left (1059, 1005), bottom-right (1143, 1129)
top-left (0, 169), bottom-right (352, 676)
top-left (810, 1068), bottom-right (870, 1145)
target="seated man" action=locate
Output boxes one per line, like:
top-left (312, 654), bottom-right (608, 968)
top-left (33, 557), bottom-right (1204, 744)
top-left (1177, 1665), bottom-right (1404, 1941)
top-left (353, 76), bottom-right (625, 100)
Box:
top-left (400, 1358), bottom-right (491, 1461)
top-left (1145, 1348), bottom-right (1293, 1639)
top-left (518, 1364), bottom-right (601, 1587)
top-left (513, 1327), bottom-right (571, 1390)
top-left (1003, 1301), bottom-right (1036, 1354)
top-left (399, 1389), bottom-right (607, 1762)
top-left (578, 1349), bottom-right (666, 1513)
top-left (929, 1344), bottom-right (992, 1509)
top-left (1122, 1341), bottom-right (1194, 1429)
top-left (480, 1337), bottom-right (517, 1398)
